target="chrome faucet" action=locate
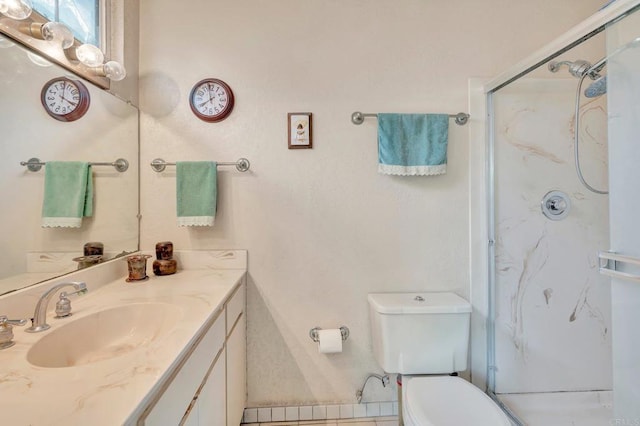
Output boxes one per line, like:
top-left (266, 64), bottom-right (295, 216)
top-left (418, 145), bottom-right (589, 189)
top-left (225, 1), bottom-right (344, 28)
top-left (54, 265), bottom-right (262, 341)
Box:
top-left (25, 281), bottom-right (88, 333)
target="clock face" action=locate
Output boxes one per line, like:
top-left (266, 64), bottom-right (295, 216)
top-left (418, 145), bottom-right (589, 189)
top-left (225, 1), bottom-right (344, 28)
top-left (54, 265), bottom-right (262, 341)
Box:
top-left (189, 78), bottom-right (234, 122)
top-left (41, 77), bottom-right (90, 122)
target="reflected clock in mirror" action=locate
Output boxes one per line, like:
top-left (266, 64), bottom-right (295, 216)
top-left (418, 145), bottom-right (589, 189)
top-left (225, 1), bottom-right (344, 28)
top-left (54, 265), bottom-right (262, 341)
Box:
top-left (40, 77), bottom-right (90, 122)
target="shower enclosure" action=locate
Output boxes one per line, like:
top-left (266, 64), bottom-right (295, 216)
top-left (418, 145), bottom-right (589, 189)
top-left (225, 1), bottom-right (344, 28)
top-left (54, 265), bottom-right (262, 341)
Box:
top-left (470, 1), bottom-right (640, 424)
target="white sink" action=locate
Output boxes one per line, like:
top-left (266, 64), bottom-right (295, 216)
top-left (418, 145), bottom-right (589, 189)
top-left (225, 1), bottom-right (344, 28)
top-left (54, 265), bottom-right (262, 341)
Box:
top-left (27, 303), bottom-right (182, 368)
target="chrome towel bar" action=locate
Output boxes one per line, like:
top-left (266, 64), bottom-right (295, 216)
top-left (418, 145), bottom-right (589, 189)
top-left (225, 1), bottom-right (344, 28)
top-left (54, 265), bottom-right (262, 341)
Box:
top-left (150, 158), bottom-right (251, 173)
top-left (20, 157), bottom-right (129, 173)
top-left (598, 251), bottom-right (640, 283)
top-left (351, 111), bottom-right (470, 126)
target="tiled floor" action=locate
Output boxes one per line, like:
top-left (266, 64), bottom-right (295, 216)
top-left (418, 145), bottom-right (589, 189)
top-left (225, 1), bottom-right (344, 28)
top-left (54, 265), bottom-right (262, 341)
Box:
top-left (241, 416), bottom-right (398, 426)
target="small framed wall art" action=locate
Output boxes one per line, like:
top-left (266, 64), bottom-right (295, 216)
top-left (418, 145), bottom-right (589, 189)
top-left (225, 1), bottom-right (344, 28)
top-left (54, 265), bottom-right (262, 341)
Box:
top-left (288, 112), bottom-right (312, 149)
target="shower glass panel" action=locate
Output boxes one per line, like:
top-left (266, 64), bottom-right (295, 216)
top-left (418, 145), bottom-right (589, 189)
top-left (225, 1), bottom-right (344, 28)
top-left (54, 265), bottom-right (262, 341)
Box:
top-left (486, 4), bottom-right (640, 423)
top-left (606, 8), bottom-right (640, 422)
top-left (489, 26), bottom-right (616, 425)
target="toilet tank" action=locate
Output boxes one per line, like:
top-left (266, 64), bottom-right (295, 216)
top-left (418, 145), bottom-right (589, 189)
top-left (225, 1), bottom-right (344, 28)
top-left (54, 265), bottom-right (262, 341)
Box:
top-left (368, 292), bottom-right (472, 375)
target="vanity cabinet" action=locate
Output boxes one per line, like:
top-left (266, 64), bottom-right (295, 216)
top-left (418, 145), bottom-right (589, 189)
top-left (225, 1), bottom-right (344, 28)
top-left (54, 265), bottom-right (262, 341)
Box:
top-left (226, 306), bottom-right (246, 426)
top-left (196, 346), bottom-right (226, 425)
top-left (141, 283), bottom-right (246, 426)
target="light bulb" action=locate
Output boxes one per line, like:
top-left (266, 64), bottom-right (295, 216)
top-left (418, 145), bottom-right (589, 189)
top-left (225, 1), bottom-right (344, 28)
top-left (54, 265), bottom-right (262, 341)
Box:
top-left (103, 60), bottom-right (126, 81)
top-left (27, 51), bottom-right (52, 67)
top-left (41, 22), bottom-right (74, 49)
top-left (0, 37), bottom-right (15, 49)
top-left (75, 43), bottom-right (104, 67)
top-left (0, 0), bottom-right (32, 20)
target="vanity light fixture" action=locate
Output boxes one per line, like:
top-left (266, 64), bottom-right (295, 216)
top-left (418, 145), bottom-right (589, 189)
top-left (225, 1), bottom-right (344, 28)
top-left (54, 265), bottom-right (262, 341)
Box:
top-left (0, 0), bottom-right (32, 20)
top-left (92, 60), bottom-right (127, 81)
top-left (66, 42), bottom-right (104, 67)
top-left (4, 8), bottom-right (126, 83)
top-left (23, 21), bottom-right (74, 48)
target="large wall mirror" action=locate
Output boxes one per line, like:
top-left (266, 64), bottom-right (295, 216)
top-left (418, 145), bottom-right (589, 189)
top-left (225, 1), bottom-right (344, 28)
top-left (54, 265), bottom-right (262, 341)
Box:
top-left (0, 32), bottom-right (139, 295)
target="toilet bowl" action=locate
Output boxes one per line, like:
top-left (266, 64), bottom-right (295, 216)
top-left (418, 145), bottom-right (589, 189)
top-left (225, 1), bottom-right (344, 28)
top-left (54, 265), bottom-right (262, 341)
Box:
top-left (368, 292), bottom-right (511, 426)
top-left (402, 376), bottom-right (511, 426)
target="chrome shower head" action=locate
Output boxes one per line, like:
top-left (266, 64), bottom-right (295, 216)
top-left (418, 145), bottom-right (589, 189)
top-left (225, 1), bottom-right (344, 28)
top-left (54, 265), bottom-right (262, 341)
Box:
top-left (548, 59), bottom-right (598, 79)
top-left (584, 75), bottom-right (607, 98)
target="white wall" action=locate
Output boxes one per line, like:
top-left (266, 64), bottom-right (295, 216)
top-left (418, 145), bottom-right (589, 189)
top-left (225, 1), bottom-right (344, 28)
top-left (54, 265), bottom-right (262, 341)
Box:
top-left (138, 0), bottom-right (603, 406)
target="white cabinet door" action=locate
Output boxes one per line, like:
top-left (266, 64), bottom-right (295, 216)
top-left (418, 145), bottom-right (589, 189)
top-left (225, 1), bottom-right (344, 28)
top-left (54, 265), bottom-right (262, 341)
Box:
top-left (182, 399), bottom-right (199, 426)
top-left (144, 313), bottom-right (226, 425)
top-left (141, 283), bottom-right (245, 426)
top-left (226, 313), bottom-right (246, 426)
top-left (198, 348), bottom-right (226, 426)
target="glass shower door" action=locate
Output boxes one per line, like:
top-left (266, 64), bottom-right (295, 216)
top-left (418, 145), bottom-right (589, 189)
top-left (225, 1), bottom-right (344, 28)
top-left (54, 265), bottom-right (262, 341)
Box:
top-left (604, 9), bottom-right (640, 423)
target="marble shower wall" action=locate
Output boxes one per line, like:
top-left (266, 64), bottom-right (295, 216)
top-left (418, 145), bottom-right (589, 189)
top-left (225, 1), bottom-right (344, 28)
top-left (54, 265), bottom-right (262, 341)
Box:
top-left (493, 78), bottom-right (612, 394)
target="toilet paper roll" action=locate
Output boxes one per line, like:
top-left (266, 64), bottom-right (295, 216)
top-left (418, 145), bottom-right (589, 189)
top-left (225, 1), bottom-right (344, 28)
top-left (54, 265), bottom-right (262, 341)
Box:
top-left (317, 329), bottom-right (343, 353)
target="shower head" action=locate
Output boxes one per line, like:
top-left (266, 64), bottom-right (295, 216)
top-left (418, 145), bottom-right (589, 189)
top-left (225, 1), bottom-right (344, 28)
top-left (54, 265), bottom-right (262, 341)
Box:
top-left (584, 75), bottom-right (607, 98)
top-left (548, 59), bottom-right (598, 79)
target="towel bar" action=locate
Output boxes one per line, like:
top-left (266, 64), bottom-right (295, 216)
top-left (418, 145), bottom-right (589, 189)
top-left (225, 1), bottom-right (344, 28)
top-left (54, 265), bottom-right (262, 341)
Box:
top-left (598, 251), bottom-right (640, 283)
top-left (150, 158), bottom-right (251, 173)
top-left (351, 111), bottom-right (470, 126)
top-left (20, 158), bottom-right (129, 173)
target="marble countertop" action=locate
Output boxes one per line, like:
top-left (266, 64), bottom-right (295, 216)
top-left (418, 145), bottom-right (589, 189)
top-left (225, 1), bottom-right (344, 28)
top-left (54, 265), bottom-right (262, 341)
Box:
top-left (0, 267), bottom-right (245, 425)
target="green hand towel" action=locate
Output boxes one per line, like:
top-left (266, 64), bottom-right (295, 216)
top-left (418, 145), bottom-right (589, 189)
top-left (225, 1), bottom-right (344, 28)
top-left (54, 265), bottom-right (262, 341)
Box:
top-left (176, 161), bottom-right (217, 227)
top-left (41, 162), bottom-right (93, 228)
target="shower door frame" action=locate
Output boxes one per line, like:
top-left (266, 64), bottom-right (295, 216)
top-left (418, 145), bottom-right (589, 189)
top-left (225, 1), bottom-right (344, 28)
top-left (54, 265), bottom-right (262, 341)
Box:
top-left (468, 0), bottom-right (640, 407)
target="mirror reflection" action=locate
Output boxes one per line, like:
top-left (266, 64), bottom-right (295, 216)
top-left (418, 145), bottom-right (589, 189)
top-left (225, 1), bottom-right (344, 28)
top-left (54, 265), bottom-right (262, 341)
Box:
top-left (0, 33), bottom-right (139, 296)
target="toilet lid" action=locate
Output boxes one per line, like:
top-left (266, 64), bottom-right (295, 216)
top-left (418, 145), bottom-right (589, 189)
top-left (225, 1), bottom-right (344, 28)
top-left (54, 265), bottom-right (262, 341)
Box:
top-left (404, 376), bottom-right (511, 426)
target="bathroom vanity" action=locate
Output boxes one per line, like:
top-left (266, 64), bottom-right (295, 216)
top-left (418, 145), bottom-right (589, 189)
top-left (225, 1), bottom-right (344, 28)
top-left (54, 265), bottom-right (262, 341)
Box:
top-left (0, 250), bottom-right (246, 426)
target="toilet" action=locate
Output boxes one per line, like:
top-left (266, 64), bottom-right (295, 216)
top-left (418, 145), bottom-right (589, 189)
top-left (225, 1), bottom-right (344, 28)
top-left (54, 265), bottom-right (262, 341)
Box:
top-left (368, 292), bottom-right (511, 426)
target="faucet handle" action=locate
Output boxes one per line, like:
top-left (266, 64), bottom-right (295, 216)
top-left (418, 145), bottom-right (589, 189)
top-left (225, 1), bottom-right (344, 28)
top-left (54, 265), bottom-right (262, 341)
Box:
top-left (0, 316), bottom-right (27, 326)
top-left (55, 293), bottom-right (73, 318)
top-left (55, 284), bottom-right (89, 318)
top-left (0, 315), bottom-right (27, 350)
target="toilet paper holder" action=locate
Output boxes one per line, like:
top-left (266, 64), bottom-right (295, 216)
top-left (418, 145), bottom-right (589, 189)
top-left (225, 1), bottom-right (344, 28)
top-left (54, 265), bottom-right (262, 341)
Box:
top-left (309, 326), bottom-right (349, 342)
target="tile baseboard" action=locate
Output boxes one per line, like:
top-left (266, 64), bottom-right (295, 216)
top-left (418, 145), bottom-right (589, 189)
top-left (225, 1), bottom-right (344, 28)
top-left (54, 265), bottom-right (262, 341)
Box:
top-left (242, 402), bottom-right (398, 424)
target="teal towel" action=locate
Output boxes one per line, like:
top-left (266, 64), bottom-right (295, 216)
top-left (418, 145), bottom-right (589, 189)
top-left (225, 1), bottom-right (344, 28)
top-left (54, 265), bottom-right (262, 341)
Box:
top-left (176, 161), bottom-right (217, 227)
top-left (377, 113), bottom-right (449, 176)
top-left (41, 162), bottom-right (93, 228)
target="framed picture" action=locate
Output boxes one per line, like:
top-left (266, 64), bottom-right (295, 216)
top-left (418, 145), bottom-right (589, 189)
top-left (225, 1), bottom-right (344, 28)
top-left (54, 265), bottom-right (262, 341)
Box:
top-left (288, 112), bottom-right (312, 149)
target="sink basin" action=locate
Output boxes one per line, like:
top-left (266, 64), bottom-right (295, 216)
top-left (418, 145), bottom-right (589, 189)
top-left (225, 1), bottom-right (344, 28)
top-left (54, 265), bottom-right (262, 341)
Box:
top-left (27, 303), bottom-right (182, 368)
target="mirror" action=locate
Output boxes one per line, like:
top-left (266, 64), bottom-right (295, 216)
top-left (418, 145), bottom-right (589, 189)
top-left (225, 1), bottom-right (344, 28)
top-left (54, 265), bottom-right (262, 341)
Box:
top-left (0, 33), bottom-right (139, 296)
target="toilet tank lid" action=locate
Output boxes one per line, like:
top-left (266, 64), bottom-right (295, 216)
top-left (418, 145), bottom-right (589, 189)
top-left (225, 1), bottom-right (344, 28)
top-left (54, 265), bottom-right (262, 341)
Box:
top-left (368, 292), bottom-right (472, 314)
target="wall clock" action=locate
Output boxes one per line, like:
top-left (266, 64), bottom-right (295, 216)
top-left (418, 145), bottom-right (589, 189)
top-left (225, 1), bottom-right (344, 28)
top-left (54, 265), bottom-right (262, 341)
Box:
top-left (40, 77), bottom-right (90, 122)
top-left (189, 78), bottom-right (235, 122)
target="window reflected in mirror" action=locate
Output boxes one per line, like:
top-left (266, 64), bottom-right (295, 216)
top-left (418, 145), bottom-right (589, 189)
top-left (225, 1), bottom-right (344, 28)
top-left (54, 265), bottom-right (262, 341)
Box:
top-left (32, 0), bottom-right (100, 46)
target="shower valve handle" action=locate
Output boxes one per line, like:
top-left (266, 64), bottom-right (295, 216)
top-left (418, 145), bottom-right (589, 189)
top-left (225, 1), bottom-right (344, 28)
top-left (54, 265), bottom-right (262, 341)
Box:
top-left (547, 198), bottom-right (566, 211)
top-left (541, 191), bottom-right (571, 221)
